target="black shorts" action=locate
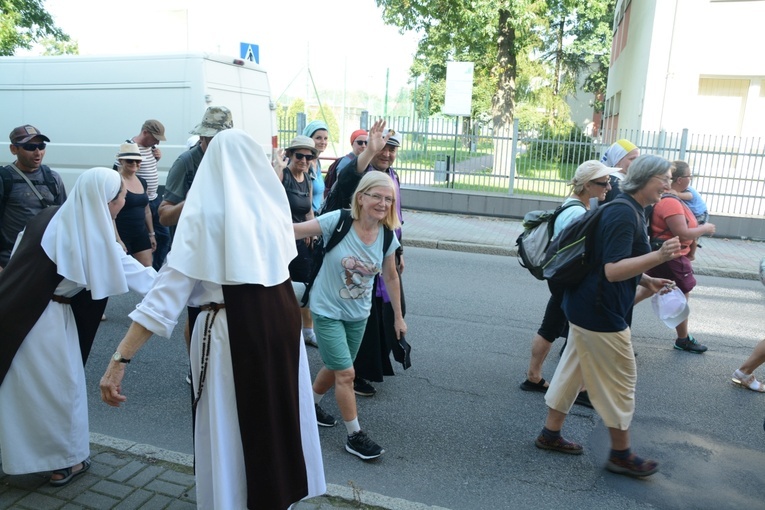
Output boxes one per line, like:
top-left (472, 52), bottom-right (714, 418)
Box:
top-left (120, 227), bottom-right (151, 254)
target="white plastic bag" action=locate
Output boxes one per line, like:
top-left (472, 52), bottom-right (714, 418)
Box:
top-left (651, 287), bottom-right (690, 329)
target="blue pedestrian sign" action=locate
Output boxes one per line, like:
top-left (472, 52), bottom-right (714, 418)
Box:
top-left (240, 43), bottom-right (259, 63)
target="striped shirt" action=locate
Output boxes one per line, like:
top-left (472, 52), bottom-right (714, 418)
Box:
top-left (135, 144), bottom-right (159, 200)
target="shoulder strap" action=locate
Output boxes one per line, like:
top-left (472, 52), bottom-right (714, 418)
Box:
top-left (0, 166), bottom-right (12, 218)
top-left (325, 209), bottom-right (353, 253)
top-left (40, 165), bottom-right (59, 198)
top-left (547, 199), bottom-right (586, 238)
top-left (382, 227), bottom-right (394, 255)
top-left (7, 164), bottom-right (46, 205)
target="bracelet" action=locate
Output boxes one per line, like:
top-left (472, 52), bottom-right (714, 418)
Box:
top-left (149, 232), bottom-right (156, 237)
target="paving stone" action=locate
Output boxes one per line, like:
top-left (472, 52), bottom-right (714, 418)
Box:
top-left (157, 469), bottom-right (195, 488)
top-left (107, 461), bottom-right (146, 483)
top-left (13, 492), bottom-right (67, 510)
top-left (144, 479), bottom-right (187, 498)
top-left (112, 489), bottom-right (153, 510)
top-left (89, 479), bottom-right (135, 499)
top-left (123, 465), bottom-right (165, 488)
top-left (165, 499), bottom-right (197, 510)
top-left (135, 494), bottom-right (172, 510)
top-left (0, 488), bottom-right (26, 509)
top-left (73, 490), bottom-right (120, 509)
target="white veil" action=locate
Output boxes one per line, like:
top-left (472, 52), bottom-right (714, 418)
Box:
top-left (168, 129), bottom-right (297, 286)
top-left (41, 167), bottom-right (128, 300)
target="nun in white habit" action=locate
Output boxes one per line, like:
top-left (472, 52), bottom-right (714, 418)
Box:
top-left (0, 167), bottom-right (156, 485)
top-left (100, 128), bottom-right (326, 509)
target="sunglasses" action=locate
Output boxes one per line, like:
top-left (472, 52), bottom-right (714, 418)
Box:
top-left (355, 140), bottom-right (368, 146)
top-left (293, 153), bottom-right (316, 161)
top-left (592, 180), bottom-right (610, 187)
top-left (122, 160), bottom-right (142, 166)
top-left (14, 142), bottom-right (46, 151)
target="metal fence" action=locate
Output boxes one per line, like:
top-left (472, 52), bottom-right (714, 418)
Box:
top-left (278, 115), bottom-right (765, 217)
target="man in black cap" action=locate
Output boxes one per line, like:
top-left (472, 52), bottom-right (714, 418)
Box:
top-left (0, 125), bottom-right (66, 269)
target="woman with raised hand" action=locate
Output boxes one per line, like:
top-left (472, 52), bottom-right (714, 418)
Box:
top-left (0, 167), bottom-right (156, 487)
top-left (294, 169), bottom-right (406, 461)
top-left (100, 129), bottom-right (325, 509)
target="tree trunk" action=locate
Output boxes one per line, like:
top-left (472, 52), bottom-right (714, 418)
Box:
top-left (491, 8), bottom-right (517, 176)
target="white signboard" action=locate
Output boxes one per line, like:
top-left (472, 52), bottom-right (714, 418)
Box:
top-left (442, 61), bottom-right (474, 116)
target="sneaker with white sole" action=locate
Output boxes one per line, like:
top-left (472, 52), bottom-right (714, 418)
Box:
top-left (315, 404), bottom-right (336, 427)
top-left (354, 377), bottom-right (377, 397)
top-left (345, 430), bottom-right (384, 460)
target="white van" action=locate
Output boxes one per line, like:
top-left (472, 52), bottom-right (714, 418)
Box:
top-left (0, 52), bottom-right (277, 191)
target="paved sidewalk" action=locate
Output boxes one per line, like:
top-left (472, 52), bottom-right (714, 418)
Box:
top-left (1, 209), bottom-right (762, 509)
top-left (402, 209), bottom-right (765, 280)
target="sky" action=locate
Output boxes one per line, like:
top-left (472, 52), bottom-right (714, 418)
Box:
top-left (43, 0), bottom-right (421, 102)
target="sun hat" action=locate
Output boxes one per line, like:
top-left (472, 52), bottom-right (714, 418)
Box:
top-left (141, 119), bottom-right (166, 141)
top-left (116, 142), bottom-right (143, 161)
top-left (651, 287), bottom-right (690, 329)
top-left (189, 106), bottom-right (234, 136)
top-left (572, 160), bottom-right (617, 185)
top-left (287, 135), bottom-right (318, 156)
top-left (10, 124), bottom-right (50, 144)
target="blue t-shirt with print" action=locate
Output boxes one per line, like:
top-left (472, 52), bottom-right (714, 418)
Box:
top-left (310, 209), bottom-right (400, 321)
top-left (562, 194), bottom-right (648, 332)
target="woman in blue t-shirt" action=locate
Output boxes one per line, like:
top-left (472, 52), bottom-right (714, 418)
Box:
top-left (293, 171), bottom-right (405, 462)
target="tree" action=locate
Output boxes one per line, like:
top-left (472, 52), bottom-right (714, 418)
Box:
top-left (0, 0), bottom-right (71, 56)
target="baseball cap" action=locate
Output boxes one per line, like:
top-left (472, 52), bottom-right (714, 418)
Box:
top-left (10, 125), bottom-right (50, 144)
top-left (142, 119), bottom-right (166, 141)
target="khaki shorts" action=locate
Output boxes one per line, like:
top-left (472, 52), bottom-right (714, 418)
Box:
top-left (545, 323), bottom-right (636, 430)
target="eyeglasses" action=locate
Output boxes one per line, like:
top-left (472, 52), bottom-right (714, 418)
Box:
top-left (363, 192), bottom-right (394, 205)
top-left (14, 142), bottom-right (46, 151)
top-left (122, 160), bottom-right (141, 166)
top-left (592, 180), bottom-right (610, 187)
top-left (653, 176), bottom-right (672, 185)
top-left (293, 153), bottom-right (316, 161)
top-left (355, 140), bottom-right (368, 146)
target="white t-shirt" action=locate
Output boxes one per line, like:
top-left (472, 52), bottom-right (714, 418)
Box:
top-left (309, 210), bottom-right (399, 321)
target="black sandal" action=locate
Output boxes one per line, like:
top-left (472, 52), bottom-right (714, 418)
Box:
top-left (50, 457), bottom-right (91, 487)
top-left (520, 378), bottom-right (548, 393)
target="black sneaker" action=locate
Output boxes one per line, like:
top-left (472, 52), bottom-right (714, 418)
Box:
top-left (354, 377), bottom-right (377, 397)
top-left (345, 430), bottom-right (384, 460)
top-left (315, 404), bottom-right (336, 427)
top-left (674, 335), bottom-right (707, 354)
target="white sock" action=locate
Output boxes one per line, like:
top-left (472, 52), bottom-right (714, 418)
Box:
top-left (313, 391), bottom-right (324, 405)
top-left (344, 417), bottom-right (361, 435)
top-left (302, 327), bottom-right (315, 339)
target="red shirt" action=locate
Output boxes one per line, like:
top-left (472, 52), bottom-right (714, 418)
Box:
top-left (650, 195), bottom-right (698, 256)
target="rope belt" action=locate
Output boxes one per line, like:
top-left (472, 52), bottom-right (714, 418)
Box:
top-left (199, 303), bottom-right (225, 311)
top-left (193, 302), bottom-right (225, 410)
top-left (51, 295), bottom-right (72, 304)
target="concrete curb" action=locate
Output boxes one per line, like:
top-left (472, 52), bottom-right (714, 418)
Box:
top-left (89, 433), bottom-right (449, 510)
top-left (405, 237), bottom-right (760, 281)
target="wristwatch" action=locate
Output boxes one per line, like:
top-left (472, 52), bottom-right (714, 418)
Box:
top-left (112, 351), bottom-right (131, 363)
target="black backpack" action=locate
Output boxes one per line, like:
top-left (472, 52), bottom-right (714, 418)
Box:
top-left (516, 201), bottom-right (585, 280)
top-left (541, 197), bottom-right (641, 287)
top-left (0, 164), bottom-right (61, 222)
top-left (301, 209), bottom-right (394, 306)
top-left (322, 157), bottom-right (345, 200)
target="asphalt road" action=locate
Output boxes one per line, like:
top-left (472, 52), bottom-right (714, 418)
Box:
top-left (86, 247), bottom-right (765, 509)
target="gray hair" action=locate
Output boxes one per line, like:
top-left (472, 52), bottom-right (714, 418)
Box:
top-left (621, 155), bottom-right (672, 194)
